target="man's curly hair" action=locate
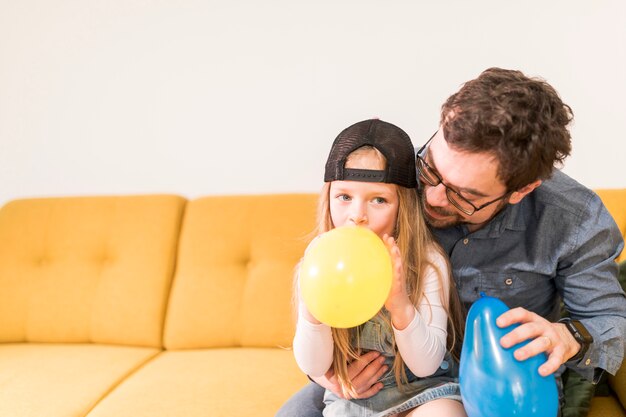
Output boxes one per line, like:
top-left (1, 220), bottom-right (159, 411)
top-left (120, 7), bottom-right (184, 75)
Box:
top-left (441, 68), bottom-right (573, 191)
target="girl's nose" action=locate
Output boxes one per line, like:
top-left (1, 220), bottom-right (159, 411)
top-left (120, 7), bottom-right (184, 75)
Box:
top-left (348, 206), bottom-right (368, 225)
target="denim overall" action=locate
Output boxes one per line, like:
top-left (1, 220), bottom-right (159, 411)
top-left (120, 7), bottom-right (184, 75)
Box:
top-left (322, 310), bottom-right (461, 417)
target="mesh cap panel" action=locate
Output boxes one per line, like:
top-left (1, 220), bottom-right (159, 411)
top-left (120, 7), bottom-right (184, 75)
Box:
top-left (324, 119), bottom-right (417, 188)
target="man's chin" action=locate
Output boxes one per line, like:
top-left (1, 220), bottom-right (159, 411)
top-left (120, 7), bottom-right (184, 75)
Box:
top-left (424, 215), bottom-right (460, 229)
top-left (423, 206), bottom-right (462, 229)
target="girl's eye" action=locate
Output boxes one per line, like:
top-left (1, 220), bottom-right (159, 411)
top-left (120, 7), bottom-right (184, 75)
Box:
top-left (373, 197), bottom-right (387, 204)
top-left (337, 194), bottom-right (351, 201)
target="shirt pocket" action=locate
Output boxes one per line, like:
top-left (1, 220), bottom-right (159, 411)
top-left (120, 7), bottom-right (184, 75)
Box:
top-left (478, 271), bottom-right (557, 315)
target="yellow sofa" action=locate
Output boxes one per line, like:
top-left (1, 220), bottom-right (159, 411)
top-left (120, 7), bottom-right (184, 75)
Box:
top-left (0, 191), bottom-right (624, 417)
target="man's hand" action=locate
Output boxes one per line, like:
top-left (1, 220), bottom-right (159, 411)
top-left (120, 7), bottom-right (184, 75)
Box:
top-left (496, 307), bottom-right (582, 376)
top-left (311, 351), bottom-right (387, 399)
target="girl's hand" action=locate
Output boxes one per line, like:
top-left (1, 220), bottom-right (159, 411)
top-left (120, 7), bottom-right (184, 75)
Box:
top-left (382, 234), bottom-right (415, 330)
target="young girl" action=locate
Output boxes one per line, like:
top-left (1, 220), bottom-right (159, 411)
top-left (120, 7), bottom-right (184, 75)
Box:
top-left (293, 119), bottom-right (466, 417)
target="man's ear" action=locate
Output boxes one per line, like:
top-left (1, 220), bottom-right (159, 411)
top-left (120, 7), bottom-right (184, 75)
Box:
top-left (508, 180), bottom-right (542, 205)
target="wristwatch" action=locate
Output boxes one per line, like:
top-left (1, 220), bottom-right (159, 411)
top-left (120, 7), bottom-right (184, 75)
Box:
top-left (558, 318), bottom-right (593, 363)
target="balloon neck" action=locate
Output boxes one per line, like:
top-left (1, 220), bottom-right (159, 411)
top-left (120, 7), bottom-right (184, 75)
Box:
top-left (479, 291), bottom-right (487, 298)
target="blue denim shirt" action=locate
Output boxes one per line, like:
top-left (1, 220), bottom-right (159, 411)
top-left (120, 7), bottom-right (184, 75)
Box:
top-left (431, 171), bottom-right (626, 382)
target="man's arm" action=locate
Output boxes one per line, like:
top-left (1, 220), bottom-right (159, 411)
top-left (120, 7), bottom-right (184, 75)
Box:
top-left (310, 350), bottom-right (387, 399)
top-left (497, 193), bottom-right (626, 381)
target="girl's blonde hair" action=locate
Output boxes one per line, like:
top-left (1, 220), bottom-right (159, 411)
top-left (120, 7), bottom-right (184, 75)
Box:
top-left (300, 146), bottom-right (464, 398)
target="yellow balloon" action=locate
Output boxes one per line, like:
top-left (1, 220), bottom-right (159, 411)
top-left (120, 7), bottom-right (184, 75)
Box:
top-left (300, 226), bottom-right (393, 328)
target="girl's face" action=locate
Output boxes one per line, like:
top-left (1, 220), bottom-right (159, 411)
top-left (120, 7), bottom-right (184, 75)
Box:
top-left (329, 150), bottom-right (399, 239)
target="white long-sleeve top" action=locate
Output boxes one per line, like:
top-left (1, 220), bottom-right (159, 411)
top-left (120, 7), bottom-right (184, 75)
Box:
top-left (293, 250), bottom-right (450, 378)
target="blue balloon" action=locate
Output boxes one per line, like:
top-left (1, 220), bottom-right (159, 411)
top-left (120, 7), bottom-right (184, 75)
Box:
top-left (460, 294), bottom-right (558, 417)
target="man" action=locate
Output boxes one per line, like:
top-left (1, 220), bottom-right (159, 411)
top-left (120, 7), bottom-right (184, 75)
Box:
top-left (277, 68), bottom-right (626, 416)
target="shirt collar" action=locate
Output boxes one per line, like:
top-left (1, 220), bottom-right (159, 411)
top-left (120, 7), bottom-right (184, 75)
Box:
top-left (466, 201), bottom-right (527, 238)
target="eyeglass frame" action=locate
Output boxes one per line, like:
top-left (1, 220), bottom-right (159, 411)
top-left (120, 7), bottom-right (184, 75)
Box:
top-left (416, 131), bottom-right (511, 216)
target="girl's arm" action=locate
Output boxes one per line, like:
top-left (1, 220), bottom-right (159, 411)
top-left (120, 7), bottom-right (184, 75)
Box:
top-left (383, 236), bottom-right (449, 377)
top-left (292, 282), bottom-right (334, 377)
top-left (393, 261), bottom-right (448, 376)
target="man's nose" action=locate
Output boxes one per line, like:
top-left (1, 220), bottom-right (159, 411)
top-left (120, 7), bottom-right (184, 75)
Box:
top-left (427, 183), bottom-right (450, 207)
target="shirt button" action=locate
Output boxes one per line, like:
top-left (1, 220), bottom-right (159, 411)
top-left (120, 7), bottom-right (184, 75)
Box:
top-left (585, 359), bottom-right (591, 366)
top-left (463, 238), bottom-right (469, 245)
top-left (505, 278), bottom-right (513, 286)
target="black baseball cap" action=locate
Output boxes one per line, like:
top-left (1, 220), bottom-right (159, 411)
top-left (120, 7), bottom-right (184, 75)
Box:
top-left (324, 119), bottom-right (417, 188)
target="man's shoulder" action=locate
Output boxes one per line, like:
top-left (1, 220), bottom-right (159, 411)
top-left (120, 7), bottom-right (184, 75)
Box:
top-left (529, 170), bottom-right (599, 218)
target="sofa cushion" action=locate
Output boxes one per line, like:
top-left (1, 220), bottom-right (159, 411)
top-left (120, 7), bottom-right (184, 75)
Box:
top-left (596, 189), bottom-right (626, 262)
top-left (606, 260), bottom-right (626, 410)
top-left (86, 348), bottom-right (308, 417)
top-left (610, 364), bottom-right (626, 415)
top-left (0, 343), bottom-right (159, 417)
top-left (588, 396), bottom-right (626, 417)
top-left (0, 195), bottom-right (185, 347)
top-left (164, 194), bottom-right (317, 349)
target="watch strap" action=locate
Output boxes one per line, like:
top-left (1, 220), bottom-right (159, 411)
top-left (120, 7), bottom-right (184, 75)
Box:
top-left (558, 318), bottom-right (593, 363)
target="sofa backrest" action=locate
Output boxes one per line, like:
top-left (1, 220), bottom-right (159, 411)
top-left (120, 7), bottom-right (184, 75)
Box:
top-left (0, 195), bottom-right (185, 347)
top-left (164, 194), bottom-right (317, 349)
top-left (596, 189), bottom-right (626, 262)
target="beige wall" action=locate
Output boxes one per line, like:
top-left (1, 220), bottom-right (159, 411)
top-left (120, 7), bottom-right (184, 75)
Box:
top-left (1, 0), bottom-right (625, 207)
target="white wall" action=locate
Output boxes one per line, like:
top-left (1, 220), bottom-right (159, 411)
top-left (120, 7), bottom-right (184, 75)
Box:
top-left (1, 0), bottom-right (625, 207)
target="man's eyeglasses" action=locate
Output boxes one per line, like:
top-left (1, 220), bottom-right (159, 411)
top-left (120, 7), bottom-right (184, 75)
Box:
top-left (416, 132), bottom-right (510, 216)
